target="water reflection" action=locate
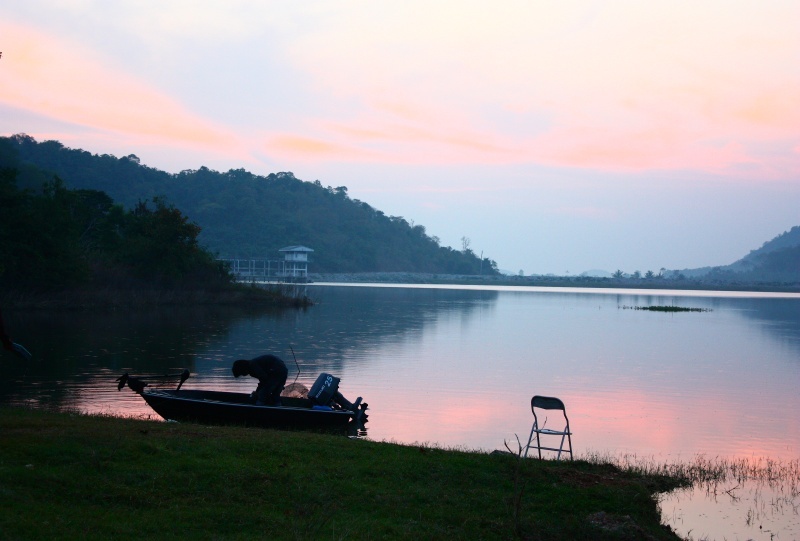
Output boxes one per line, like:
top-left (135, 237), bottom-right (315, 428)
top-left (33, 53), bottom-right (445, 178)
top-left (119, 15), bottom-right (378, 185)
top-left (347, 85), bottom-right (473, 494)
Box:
top-left (0, 286), bottom-right (500, 420)
top-left (654, 455), bottom-right (800, 541)
top-left (2, 286), bottom-right (797, 458)
top-left (0, 306), bottom-right (279, 415)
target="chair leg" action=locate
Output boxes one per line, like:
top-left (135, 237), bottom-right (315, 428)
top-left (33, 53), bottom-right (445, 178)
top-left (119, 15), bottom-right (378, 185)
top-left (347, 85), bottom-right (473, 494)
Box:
top-left (566, 432), bottom-right (573, 460)
top-left (556, 433), bottom-right (566, 460)
top-left (524, 424), bottom-right (536, 458)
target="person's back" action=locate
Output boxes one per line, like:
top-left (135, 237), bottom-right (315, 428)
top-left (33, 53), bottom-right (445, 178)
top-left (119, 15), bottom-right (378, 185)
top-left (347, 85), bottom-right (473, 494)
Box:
top-left (248, 355), bottom-right (286, 380)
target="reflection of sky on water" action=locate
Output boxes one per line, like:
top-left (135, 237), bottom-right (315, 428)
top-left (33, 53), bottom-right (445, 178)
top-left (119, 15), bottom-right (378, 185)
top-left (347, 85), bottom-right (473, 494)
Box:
top-left (2, 285), bottom-right (798, 540)
top-left (2, 285), bottom-right (798, 458)
top-left (307, 287), bottom-right (800, 462)
top-left (660, 475), bottom-right (800, 541)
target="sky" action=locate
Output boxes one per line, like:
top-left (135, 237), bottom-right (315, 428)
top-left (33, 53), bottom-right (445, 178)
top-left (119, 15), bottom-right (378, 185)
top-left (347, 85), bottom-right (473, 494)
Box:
top-left (2, 1), bottom-right (799, 275)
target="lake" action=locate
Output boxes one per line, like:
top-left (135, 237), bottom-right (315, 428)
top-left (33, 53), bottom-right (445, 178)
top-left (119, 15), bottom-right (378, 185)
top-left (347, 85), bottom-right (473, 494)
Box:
top-left (1, 283), bottom-right (799, 540)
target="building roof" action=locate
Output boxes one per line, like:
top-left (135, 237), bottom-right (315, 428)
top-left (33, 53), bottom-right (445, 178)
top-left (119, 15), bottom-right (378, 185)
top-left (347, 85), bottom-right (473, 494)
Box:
top-left (279, 245), bottom-right (314, 253)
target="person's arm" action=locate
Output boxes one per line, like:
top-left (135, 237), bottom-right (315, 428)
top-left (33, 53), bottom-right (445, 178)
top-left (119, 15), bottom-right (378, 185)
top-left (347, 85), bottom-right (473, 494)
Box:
top-left (0, 308), bottom-right (31, 360)
top-left (0, 309), bottom-right (13, 351)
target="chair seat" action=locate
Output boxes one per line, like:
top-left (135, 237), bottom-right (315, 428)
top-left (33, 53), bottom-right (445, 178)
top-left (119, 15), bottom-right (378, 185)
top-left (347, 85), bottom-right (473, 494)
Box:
top-left (536, 428), bottom-right (571, 435)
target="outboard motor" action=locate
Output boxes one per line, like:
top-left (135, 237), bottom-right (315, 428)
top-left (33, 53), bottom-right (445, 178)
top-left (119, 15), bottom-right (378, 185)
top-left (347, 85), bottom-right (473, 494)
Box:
top-left (308, 372), bottom-right (367, 422)
top-left (309, 373), bottom-right (340, 406)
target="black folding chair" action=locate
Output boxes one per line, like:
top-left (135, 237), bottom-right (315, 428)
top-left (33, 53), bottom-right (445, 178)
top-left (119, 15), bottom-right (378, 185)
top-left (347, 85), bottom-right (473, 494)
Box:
top-left (524, 395), bottom-right (573, 460)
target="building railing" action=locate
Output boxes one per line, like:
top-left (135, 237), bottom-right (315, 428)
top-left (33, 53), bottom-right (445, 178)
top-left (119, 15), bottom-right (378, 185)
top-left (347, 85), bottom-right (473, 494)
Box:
top-left (218, 259), bottom-right (309, 282)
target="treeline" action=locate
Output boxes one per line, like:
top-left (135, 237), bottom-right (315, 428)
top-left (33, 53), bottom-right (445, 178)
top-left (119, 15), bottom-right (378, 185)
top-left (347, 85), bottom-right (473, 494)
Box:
top-left (0, 164), bottom-right (231, 291)
top-left (4, 134), bottom-right (498, 275)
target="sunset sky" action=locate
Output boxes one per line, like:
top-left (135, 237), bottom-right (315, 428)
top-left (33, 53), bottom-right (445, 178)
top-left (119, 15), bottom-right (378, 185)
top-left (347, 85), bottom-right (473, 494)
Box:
top-left (2, 1), bottom-right (798, 274)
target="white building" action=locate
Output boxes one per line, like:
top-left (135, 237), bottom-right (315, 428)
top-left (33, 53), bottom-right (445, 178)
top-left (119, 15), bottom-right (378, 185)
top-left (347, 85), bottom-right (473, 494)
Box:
top-left (279, 246), bottom-right (314, 279)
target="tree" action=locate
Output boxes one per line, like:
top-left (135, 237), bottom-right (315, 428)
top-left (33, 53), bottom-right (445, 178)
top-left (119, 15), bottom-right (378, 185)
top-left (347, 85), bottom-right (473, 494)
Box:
top-left (0, 163), bottom-right (230, 289)
top-left (5, 135), bottom-right (502, 276)
top-left (1, 175), bottom-right (91, 286)
top-left (113, 197), bottom-right (228, 285)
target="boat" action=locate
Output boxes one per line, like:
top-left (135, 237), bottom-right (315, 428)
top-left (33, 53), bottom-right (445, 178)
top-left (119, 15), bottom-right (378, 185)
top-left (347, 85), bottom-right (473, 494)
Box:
top-left (116, 371), bottom-right (368, 430)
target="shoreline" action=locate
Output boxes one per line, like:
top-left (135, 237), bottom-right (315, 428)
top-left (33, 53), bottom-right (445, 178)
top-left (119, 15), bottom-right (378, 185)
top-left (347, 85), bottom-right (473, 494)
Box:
top-left (4, 272), bottom-right (798, 311)
top-left (310, 272), bottom-right (800, 293)
top-left (0, 282), bottom-right (312, 310)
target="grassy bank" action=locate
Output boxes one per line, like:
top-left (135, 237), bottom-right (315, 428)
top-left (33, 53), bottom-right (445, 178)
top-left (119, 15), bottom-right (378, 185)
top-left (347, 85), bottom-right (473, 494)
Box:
top-left (0, 408), bottom-right (686, 541)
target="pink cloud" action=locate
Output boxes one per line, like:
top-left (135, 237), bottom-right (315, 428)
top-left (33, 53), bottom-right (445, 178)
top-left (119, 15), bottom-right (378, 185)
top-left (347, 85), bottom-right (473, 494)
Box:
top-left (269, 134), bottom-right (357, 157)
top-left (3, 4), bottom-right (798, 182)
top-left (0, 21), bottom-right (240, 156)
top-left (280, 2), bottom-right (800, 179)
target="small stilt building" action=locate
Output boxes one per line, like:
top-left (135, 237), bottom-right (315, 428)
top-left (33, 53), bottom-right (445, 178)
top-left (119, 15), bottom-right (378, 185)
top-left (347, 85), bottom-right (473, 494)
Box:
top-left (278, 245), bottom-right (314, 280)
top-left (220, 245), bottom-right (314, 282)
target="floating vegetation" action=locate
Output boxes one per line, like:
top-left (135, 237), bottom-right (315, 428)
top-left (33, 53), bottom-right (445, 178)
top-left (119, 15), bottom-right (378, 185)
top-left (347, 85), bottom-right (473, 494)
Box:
top-left (620, 305), bottom-right (711, 312)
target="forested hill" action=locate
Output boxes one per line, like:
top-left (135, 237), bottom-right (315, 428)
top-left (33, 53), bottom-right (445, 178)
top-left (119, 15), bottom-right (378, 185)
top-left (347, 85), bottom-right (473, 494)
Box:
top-left (2, 135), bottom-right (498, 275)
top-left (721, 226), bottom-right (800, 280)
top-left (676, 226), bottom-right (800, 283)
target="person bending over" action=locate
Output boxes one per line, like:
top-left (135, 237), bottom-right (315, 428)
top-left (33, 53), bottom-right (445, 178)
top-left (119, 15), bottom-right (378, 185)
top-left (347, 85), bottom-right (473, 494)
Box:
top-left (232, 354), bottom-right (288, 406)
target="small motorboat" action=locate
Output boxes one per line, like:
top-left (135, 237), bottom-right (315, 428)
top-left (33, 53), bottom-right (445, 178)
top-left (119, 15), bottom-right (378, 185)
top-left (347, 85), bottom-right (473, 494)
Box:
top-left (116, 371), bottom-right (368, 430)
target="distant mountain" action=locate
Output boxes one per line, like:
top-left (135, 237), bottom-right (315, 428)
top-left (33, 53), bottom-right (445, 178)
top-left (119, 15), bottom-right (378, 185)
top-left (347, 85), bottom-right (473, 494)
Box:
top-left (734, 226), bottom-right (800, 269)
top-left (674, 226), bottom-right (800, 283)
top-left (1, 134), bottom-right (498, 275)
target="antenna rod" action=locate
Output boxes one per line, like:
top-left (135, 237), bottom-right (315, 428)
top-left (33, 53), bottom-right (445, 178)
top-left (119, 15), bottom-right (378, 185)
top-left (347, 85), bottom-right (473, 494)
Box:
top-left (290, 346), bottom-right (300, 385)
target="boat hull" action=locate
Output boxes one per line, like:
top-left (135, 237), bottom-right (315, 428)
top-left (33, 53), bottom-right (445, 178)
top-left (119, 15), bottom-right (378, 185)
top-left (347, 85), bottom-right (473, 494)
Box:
top-left (141, 389), bottom-right (356, 429)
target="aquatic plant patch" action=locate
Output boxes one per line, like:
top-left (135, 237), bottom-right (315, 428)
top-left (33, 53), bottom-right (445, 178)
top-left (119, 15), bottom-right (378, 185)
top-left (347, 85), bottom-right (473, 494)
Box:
top-left (620, 305), bottom-right (711, 312)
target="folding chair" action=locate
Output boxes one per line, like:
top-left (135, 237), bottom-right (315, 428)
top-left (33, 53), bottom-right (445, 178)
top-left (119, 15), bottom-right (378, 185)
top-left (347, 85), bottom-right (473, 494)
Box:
top-left (524, 395), bottom-right (573, 460)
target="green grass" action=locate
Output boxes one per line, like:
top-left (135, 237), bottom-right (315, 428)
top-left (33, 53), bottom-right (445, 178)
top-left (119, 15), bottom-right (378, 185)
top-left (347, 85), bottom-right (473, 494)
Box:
top-left (0, 407), bottom-right (687, 540)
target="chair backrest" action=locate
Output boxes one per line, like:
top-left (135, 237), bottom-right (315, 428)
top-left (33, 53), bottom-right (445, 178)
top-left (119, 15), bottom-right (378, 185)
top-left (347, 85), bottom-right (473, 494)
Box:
top-left (531, 395), bottom-right (566, 412)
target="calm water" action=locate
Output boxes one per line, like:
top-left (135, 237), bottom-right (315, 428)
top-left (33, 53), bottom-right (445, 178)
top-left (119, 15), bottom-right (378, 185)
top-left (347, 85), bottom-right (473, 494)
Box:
top-left (1, 284), bottom-right (799, 540)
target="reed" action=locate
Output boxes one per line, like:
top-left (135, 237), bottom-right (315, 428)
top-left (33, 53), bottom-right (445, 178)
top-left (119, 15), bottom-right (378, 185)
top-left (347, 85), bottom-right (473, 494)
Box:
top-left (584, 451), bottom-right (799, 489)
top-left (588, 452), bottom-right (800, 493)
top-left (584, 450), bottom-right (800, 536)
